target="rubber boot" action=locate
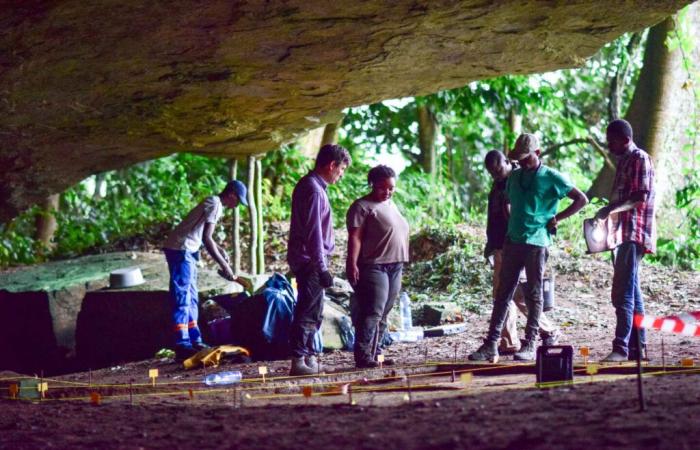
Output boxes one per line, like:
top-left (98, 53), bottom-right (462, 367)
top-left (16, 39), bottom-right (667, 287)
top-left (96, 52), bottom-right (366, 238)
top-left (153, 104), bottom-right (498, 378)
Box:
top-left (289, 357), bottom-right (315, 376)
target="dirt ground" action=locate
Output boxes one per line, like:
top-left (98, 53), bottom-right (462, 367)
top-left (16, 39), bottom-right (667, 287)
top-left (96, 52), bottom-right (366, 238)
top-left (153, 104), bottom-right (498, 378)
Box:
top-left (2, 224), bottom-right (699, 449)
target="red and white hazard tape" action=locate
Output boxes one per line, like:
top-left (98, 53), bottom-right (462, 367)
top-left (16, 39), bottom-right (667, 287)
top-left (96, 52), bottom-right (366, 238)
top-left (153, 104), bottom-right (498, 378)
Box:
top-left (634, 312), bottom-right (700, 337)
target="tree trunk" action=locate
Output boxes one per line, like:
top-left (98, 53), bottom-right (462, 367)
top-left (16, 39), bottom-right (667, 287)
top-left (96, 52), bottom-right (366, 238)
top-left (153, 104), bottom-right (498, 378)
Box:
top-left (246, 155), bottom-right (257, 275)
top-left (588, 16), bottom-right (682, 200)
top-left (35, 194), bottom-right (60, 252)
top-left (228, 158), bottom-right (241, 275)
top-left (506, 108), bottom-right (522, 151)
top-left (417, 103), bottom-right (437, 178)
top-left (255, 158), bottom-right (264, 274)
top-left (320, 120), bottom-right (342, 147)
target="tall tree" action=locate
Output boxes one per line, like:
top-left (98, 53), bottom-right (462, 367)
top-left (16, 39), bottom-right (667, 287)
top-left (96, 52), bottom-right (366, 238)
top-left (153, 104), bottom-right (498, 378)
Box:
top-left (588, 16), bottom-right (683, 199)
top-left (34, 194), bottom-right (59, 252)
top-left (417, 103), bottom-right (438, 178)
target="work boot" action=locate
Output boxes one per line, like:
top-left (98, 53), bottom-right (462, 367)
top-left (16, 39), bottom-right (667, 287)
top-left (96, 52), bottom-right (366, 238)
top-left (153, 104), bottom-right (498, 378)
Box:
top-left (174, 344), bottom-right (197, 363)
top-left (192, 341), bottom-right (211, 351)
top-left (514, 339), bottom-right (537, 361)
top-left (356, 359), bottom-right (379, 369)
top-left (468, 341), bottom-right (499, 363)
top-left (305, 355), bottom-right (323, 373)
top-left (627, 346), bottom-right (649, 361)
top-left (541, 329), bottom-right (561, 347)
top-left (289, 357), bottom-right (316, 376)
top-left (601, 351), bottom-right (627, 363)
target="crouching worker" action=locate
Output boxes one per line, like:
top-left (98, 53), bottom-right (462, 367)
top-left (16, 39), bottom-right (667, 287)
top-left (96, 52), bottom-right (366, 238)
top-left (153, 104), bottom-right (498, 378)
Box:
top-left (163, 180), bottom-right (250, 362)
top-left (287, 144), bottom-right (351, 375)
top-left (346, 165), bottom-right (409, 368)
top-left (470, 134), bottom-right (588, 362)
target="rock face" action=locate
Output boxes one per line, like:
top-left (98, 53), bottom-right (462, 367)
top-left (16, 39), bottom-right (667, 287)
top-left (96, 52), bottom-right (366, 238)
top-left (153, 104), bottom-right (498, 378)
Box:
top-left (0, 1), bottom-right (691, 221)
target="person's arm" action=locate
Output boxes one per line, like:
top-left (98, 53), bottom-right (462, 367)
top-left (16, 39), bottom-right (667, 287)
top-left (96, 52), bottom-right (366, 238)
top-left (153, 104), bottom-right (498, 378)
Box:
top-left (203, 223), bottom-right (251, 290)
top-left (216, 243), bottom-right (230, 265)
top-left (547, 186), bottom-right (589, 229)
top-left (303, 193), bottom-right (327, 271)
top-left (346, 227), bottom-right (362, 285)
top-left (594, 191), bottom-right (648, 221)
top-left (203, 223), bottom-right (233, 276)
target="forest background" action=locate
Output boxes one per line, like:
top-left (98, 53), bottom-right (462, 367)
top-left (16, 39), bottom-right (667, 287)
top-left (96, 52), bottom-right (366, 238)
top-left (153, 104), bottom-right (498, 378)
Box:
top-left (1, 6), bottom-right (698, 273)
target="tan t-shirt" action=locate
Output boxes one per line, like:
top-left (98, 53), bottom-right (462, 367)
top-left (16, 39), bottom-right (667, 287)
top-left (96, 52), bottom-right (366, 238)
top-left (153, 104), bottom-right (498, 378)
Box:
top-left (164, 195), bottom-right (223, 253)
top-left (346, 197), bottom-right (409, 265)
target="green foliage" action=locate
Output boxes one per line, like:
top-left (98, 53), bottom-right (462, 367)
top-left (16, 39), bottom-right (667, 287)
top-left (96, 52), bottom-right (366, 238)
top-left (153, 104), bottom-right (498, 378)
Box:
top-left (0, 154), bottom-right (228, 266)
top-left (404, 226), bottom-right (492, 314)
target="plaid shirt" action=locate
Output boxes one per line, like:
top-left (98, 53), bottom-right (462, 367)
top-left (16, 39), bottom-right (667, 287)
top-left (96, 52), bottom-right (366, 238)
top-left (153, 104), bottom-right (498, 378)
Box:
top-left (608, 144), bottom-right (657, 254)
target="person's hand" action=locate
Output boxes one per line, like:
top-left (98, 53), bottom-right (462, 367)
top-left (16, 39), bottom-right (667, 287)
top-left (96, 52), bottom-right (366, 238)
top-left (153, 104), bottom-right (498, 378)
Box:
top-left (235, 276), bottom-right (253, 292)
top-left (594, 206), bottom-right (610, 223)
top-left (346, 263), bottom-right (359, 286)
top-left (217, 267), bottom-right (235, 282)
top-left (483, 244), bottom-right (492, 260)
top-left (319, 270), bottom-right (334, 288)
top-left (547, 216), bottom-right (558, 231)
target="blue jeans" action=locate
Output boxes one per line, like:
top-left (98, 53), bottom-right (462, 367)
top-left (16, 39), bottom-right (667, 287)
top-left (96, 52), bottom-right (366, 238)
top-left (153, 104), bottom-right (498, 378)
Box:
top-left (164, 249), bottom-right (203, 347)
top-left (611, 242), bottom-right (646, 356)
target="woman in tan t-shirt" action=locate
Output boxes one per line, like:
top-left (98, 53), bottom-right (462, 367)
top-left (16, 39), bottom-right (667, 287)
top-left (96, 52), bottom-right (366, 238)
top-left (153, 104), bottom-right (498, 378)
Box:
top-left (346, 165), bottom-right (409, 368)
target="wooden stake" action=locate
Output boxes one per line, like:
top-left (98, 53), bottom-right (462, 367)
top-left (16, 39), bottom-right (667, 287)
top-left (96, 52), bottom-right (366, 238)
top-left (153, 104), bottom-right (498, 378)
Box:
top-left (635, 325), bottom-right (646, 411)
top-left (229, 158), bottom-right (241, 275)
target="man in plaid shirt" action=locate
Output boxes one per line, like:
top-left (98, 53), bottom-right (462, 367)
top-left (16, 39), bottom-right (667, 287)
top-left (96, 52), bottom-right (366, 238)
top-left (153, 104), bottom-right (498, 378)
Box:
top-left (594, 119), bottom-right (656, 362)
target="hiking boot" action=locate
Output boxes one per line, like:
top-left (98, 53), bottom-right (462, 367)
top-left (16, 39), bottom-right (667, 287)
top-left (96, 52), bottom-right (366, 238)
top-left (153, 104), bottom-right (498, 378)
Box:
top-left (289, 357), bottom-right (316, 376)
top-left (498, 344), bottom-right (520, 355)
top-left (305, 355), bottom-right (323, 373)
top-left (356, 360), bottom-right (380, 369)
top-left (601, 351), bottom-right (627, 363)
top-left (468, 341), bottom-right (499, 363)
top-left (174, 345), bottom-right (197, 363)
top-left (541, 330), bottom-right (561, 347)
top-left (514, 340), bottom-right (537, 361)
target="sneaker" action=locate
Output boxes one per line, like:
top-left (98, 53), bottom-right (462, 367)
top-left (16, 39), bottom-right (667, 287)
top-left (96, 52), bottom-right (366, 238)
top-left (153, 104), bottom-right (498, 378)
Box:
top-left (289, 357), bottom-right (316, 376)
top-left (541, 330), bottom-right (561, 347)
top-left (601, 351), bottom-right (627, 363)
top-left (305, 355), bottom-right (323, 373)
top-left (174, 345), bottom-right (197, 362)
top-left (514, 340), bottom-right (537, 361)
top-left (468, 341), bottom-right (499, 363)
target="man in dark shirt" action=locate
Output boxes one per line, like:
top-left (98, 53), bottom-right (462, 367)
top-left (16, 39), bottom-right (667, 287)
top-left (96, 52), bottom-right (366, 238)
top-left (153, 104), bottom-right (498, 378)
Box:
top-left (287, 143), bottom-right (351, 375)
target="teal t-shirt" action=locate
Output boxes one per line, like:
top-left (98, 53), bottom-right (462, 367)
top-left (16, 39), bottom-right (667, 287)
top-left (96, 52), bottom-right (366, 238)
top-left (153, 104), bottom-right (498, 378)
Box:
top-left (506, 164), bottom-right (573, 247)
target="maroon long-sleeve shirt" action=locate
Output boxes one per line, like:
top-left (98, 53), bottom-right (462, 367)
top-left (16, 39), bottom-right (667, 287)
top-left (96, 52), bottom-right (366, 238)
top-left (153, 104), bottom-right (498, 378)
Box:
top-left (287, 171), bottom-right (334, 273)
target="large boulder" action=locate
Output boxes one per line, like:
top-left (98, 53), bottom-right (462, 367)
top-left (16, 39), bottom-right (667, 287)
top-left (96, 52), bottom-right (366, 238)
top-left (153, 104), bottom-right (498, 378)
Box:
top-left (0, 1), bottom-right (691, 221)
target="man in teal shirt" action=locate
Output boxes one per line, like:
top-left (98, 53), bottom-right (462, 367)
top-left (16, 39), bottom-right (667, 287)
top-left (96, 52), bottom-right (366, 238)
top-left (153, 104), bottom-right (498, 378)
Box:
top-left (470, 133), bottom-right (588, 361)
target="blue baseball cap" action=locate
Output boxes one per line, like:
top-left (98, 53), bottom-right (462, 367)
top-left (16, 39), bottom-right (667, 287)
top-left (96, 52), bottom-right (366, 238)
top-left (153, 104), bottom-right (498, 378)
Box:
top-left (225, 180), bottom-right (248, 206)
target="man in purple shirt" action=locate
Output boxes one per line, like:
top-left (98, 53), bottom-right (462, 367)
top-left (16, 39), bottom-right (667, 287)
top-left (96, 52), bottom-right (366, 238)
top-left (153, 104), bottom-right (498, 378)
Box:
top-left (287, 143), bottom-right (351, 375)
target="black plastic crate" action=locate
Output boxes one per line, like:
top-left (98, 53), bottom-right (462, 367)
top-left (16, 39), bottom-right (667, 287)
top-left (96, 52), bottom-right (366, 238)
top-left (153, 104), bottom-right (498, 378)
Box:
top-left (536, 345), bottom-right (573, 384)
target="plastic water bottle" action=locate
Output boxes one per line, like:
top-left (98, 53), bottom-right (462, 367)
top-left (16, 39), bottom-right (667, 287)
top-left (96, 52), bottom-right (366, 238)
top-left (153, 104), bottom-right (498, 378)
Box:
top-left (203, 370), bottom-right (242, 386)
top-left (400, 292), bottom-right (412, 330)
